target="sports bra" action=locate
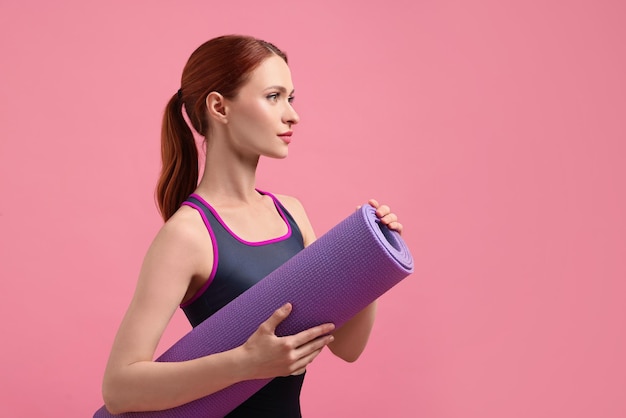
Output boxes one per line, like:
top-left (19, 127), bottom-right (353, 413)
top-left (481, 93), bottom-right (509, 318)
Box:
top-left (180, 191), bottom-right (306, 417)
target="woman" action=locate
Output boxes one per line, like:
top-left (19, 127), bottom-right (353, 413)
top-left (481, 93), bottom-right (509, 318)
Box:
top-left (102, 35), bottom-right (403, 417)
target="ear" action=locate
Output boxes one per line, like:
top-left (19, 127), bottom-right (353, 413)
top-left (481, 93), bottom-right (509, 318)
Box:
top-left (205, 91), bottom-right (228, 124)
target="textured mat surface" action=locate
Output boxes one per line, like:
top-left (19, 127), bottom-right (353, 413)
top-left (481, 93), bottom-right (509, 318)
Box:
top-left (94, 204), bottom-right (414, 417)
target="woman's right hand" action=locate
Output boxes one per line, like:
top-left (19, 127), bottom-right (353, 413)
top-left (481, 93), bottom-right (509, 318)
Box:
top-left (240, 303), bottom-right (335, 379)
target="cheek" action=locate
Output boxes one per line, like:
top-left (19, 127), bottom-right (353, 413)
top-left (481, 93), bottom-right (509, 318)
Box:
top-left (248, 104), bottom-right (277, 132)
top-left (237, 100), bottom-right (269, 125)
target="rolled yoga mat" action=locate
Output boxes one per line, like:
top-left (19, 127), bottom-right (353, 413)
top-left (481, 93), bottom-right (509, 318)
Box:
top-left (94, 204), bottom-right (414, 418)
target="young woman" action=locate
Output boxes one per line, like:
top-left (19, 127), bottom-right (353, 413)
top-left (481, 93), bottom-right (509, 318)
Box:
top-left (101, 35), bottom-right (403, 417)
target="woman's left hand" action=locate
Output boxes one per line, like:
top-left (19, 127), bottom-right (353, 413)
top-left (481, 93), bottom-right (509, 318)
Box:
top-left (367, 199), bottom-right (403, 235)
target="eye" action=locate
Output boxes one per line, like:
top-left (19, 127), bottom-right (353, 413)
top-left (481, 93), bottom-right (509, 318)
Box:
top-left (288, 96), bottom-right (295, 104)
top-left (267, 93), bottom-right (280, 102)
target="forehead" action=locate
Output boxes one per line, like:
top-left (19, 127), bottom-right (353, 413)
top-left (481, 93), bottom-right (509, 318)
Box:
top-left (241, 55), bottom-right (294, 91)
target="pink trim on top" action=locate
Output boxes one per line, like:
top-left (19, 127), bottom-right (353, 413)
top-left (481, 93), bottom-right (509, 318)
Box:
top-left (189, 191), bottom-right (292, 246)
top-left (179, 201), bottom-right (219, 308)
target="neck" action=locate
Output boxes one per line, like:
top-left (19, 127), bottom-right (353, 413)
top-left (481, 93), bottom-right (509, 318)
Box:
top-left (195, 135), bottom-right (261, 205)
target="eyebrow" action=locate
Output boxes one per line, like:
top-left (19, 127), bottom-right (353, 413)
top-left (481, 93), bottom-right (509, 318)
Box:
top-left (265, 85), bottom-right (295, 95)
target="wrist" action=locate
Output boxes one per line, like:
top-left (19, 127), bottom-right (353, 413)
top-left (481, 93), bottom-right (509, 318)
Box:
top-left (228, 345), bottom-right (256, 382)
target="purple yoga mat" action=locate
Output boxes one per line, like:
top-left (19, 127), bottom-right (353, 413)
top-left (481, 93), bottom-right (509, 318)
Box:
top-left (94, 204), bottom-right (413, 417)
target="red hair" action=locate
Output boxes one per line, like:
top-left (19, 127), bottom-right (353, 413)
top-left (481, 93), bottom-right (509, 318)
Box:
top-left (156, 35), bottom-right (288, 221)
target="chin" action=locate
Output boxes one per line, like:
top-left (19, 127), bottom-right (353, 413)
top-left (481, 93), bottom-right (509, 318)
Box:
top-left (266, 149), bottom-right (289, 159)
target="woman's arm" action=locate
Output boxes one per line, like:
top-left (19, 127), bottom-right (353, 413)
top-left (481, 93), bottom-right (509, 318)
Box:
top-left (277, 197), bottom-right (403, 363)
top-left (102, 208), bottom-right (242, 413)
top-left (102, 207), bottom-right (334, 414)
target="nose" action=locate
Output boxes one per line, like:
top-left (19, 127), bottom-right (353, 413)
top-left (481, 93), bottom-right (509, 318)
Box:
top-left (283, 104), bottom-right (300, 126)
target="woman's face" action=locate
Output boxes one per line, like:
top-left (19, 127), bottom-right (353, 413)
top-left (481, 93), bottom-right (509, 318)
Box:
top-left (223, 54), bottom-right (300, 159)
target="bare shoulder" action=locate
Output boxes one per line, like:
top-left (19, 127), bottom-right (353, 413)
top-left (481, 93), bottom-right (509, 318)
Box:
top-left (159, 205), bottom-right (207, 243)
top-left (143, 205), bottom-right (212, 277)
top-left (273, 194), bottom-right (316, 246)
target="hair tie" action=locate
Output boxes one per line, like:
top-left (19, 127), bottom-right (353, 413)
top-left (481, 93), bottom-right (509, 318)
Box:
top-left (177, 89), bottom-right (183, 99)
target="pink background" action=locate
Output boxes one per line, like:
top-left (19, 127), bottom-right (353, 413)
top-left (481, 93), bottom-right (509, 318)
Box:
top-left (1, 0), bottom-right (625, 417)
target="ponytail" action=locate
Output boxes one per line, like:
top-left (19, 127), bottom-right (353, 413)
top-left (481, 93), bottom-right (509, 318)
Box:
top-left (156, 93), bottom-right (199, 221)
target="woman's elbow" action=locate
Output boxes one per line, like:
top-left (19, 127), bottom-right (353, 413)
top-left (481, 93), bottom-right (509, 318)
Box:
top-left (329, 344), bottom-right (366, 363)
top-left (102, 388), bottom-right (122, 415)
top-left (339, 352), bottom-right (362, 363)
top-left (102, 390), bottom-right (122, 415)
top-left (103, 403), bottom-right (123, 416)
top-left (102, 375), bottom-right (132, 415)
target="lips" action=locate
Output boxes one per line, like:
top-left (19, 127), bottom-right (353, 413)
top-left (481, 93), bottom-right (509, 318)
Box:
top-left (278, 131), bottom-right (293, 144)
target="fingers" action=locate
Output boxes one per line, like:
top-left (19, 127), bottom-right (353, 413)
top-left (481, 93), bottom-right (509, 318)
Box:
top-left (368, 199), bottom-right (403, 235)
top-left (260, 304), bottom-right (335, 346)
top-left (244, 305), bottom-right (336, 379)
top-left (368, 199), bottom-right (392, 219)
top-left (261, 303), bottom-right (292, 334)
top-left (283, 322), bottom-right (334, 376)
top-left (378, 210), bottom-right (397, 224)
top-left (378, 212), bottom-right (403, 232)
top-left (288, 332), bottom-right (333, 376)
top-left (290, 322), bottom-right (335, 348)
top-left (388, 222), bottom-right (403, 234)
top-left (289, 346), bottom-right (326, 376)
